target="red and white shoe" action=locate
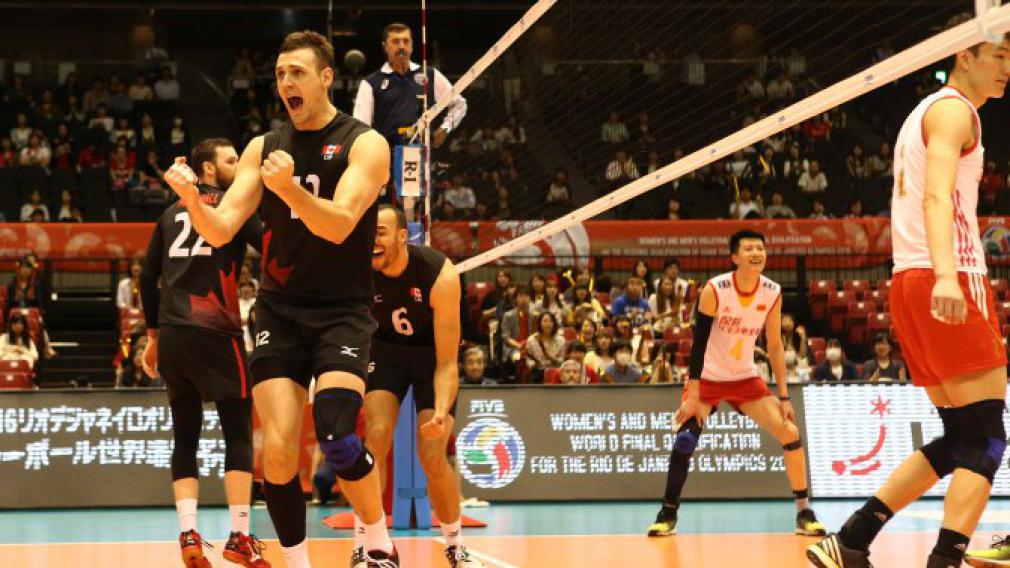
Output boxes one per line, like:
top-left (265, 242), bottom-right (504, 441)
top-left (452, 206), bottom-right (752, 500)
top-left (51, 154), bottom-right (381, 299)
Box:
top-left (179, 529), bottom-right (213, 568)
top-left (223, 532), bottom-right (270, 568)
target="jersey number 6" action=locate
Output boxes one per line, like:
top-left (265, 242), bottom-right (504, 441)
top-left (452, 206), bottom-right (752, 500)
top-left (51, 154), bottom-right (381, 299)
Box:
top-left (169, 212), bottom-right (213, 258)
top-left (392, 308), bottom-right (414, 336)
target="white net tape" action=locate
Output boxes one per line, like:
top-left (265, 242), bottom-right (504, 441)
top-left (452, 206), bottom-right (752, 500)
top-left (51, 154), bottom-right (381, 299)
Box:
top-left (436, 2), bottom-right (1010, 274)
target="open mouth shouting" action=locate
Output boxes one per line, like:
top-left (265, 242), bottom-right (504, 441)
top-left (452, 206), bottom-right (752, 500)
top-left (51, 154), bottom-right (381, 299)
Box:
top-left (287, 96), bottom-right (304, 112)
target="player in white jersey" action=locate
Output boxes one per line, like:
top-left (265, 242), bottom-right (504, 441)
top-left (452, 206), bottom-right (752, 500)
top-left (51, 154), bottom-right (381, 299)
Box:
top-left (809, 14), bottom-right (1010, 568)
top-left (647, 230), bottom-right (825, 538)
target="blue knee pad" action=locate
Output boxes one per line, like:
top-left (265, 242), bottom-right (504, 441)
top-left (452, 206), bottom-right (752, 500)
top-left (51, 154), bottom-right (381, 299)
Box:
top-left (313, 388), bottom-right (374, 481)
top-left (950, 400), bottom-right (1007, 484)
top-left (674, 418), bottom-right (702, 455)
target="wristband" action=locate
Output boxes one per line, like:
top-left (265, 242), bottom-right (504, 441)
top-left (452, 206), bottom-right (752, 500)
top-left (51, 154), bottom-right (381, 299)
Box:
top-left (779, 396), bottom-right (790, 401)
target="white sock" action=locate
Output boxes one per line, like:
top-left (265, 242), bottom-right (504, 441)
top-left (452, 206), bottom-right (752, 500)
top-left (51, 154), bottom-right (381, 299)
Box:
top-left (230, 504), bottom-right (250, 535)
top-left (353, 514), bottom-right (365, 549)
top-left (176, 498), bottom-right (198, 533)
top-left (364, 514), bottom-right (393, 555)
top-left (282, 539), bottom-right (313, 568)
top-left (441, 518), bottom-right (463, 548)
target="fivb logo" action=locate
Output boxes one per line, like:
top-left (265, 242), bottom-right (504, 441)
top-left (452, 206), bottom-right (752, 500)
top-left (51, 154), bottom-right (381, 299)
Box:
top-left (457, 399), bottom-right (526, 489)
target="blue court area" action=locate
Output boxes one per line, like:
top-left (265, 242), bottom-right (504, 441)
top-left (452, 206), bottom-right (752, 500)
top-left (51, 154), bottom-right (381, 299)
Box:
top-left (3, 499), bottom-right (1009, 545)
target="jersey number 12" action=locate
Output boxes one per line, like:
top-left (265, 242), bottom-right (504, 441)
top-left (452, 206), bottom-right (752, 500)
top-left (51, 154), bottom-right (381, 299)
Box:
top-left (169, 212), bottom-right (213, 258)
top-left (290, 174), bottom-right (321, 220)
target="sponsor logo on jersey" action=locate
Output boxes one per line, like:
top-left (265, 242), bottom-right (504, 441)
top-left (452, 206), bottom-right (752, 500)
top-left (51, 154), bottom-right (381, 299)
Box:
top-left (411, 287), bottom-right (423, 303)
top-left (322, 144), bottom-right (342, 161)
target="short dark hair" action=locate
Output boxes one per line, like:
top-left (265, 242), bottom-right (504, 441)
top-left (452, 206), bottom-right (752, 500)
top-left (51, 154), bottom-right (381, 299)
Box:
top-left (873, 333), bottom-right (891, 346)
top-left (190, 138), bottom-right (234, 177)
top-left (280, 30), bottom-right (334, 70)
top-left (614, 340), bottom-right (633, 353)
top-left (379, 204), bottom-right (408, 230)
top-left (729, 229), bottom-right (765, 254)
top-left (382, 22), bottom-right (411, 43)
top-left (663, 258), bottom-right (680, 270)
top-left (944, 12), bottom-right (1006, 71)
top-left (567, 341), bottom-right (587, 355)
top-left (826, 338), bottom-right (842, 348)
top-left (514, 284), bottom-right (531, 298)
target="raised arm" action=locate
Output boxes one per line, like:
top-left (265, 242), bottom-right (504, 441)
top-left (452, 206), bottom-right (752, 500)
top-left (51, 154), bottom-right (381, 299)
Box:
top-left (262, 130), bottom-right (389, 245)
top-left (164, 136), bottom-right (265, 248)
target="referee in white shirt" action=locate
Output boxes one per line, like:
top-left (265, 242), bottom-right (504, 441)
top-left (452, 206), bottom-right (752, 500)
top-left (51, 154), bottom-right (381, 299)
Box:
top-left (353, 22), bottom-right (466, 173)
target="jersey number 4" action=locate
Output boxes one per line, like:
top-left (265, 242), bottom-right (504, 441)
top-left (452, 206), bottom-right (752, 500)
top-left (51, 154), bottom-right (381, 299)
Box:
top-left (290, 174), bottom-right (321, 220)
top-left (168, 212), bottom-right (213, 258)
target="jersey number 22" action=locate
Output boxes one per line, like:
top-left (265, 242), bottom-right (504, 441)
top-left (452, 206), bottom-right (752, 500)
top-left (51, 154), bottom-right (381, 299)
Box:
top-left (169, 212), bottom-right (213, 258)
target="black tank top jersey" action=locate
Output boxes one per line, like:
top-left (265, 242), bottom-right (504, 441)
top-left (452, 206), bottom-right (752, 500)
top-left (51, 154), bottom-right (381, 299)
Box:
top-left (372, 244), bottom-right (447, 346)
top-left (141, 185), bottom-right (263, 336)
top-left (259, 112), bottom-right (377, 303)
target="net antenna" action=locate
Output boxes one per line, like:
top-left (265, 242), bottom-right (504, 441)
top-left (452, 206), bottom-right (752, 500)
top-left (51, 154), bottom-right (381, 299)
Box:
top-left (979, 0), bottom-right (1006, 42)
top-left (443, 4), bottom-right (1010, 274)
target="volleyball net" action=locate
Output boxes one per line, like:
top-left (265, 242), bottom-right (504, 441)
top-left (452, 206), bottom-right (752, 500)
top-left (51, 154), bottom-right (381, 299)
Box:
top-left (410, 1), bottom-right (1010, 274)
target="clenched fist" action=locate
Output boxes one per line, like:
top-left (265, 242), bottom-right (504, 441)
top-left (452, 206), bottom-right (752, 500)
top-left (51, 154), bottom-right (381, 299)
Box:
top-left (164, 157), bottom-right (200, 206)
top-left (261, 150), bottom-right (296, 196)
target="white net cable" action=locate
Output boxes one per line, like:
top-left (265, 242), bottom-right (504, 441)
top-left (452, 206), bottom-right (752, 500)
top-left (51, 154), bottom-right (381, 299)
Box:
top-left (432, 3), bottom-right (1010, 273)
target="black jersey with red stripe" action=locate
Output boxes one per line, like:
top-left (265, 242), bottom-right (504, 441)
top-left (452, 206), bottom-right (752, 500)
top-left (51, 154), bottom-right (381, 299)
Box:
top-left (140, 185), bottom-right (263, 336)
top-left (372, 244), bottom-right (447, 346)
top-left (259, 112), bottom-right (377, 303)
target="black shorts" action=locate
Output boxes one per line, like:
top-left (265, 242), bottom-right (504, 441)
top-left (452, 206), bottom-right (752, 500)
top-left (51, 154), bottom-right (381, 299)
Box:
top-left (158, 325), bottom-right (249, 403)
top-left (366, 339), bottom-right (454, 415)
top-left (249, 293), bottom-right (376, 390)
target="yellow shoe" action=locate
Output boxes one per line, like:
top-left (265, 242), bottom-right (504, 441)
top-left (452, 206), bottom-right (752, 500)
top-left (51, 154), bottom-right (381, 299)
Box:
top-left (646, 509), bottom-right (677, 537)
top-left (796, 508), bottom-right (827, 537)
top-left (966, 535), bottom-right (1010, 567)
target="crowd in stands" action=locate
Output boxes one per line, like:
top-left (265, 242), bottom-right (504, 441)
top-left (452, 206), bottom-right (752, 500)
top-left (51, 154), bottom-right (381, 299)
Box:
top-left (0, 66), bottom-right (186, 223)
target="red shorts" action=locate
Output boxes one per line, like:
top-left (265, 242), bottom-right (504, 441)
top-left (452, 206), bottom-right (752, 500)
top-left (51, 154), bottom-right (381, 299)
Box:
top-left (890, 269), bottom-right (1007, 387)
top-left (682, 377), bottom-right (772, 413)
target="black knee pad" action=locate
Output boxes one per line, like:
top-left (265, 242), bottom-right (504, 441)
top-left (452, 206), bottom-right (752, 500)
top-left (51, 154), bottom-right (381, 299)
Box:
top-left (170, 397), bottom-right (203, 480)
top-left (673, 418), bottom-right (703, 456)
top-left (919, 407), bottom-right (958, 478)
top-left (313, 388), bottom-right (374, 481)
top-left (217, 398), bottom-right (253, 473)
top-left (951, 400), bottom-right (1007, 484)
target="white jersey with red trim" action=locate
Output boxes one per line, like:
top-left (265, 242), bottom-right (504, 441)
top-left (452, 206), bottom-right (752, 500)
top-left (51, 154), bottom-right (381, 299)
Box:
top-left (702, 272), bottom-right (781, 382)
top-left (891, 85), bottom-right (986, 275)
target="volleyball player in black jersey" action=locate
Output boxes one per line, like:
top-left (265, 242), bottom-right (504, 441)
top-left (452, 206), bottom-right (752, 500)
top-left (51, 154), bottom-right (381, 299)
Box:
top-left (340, 205), bottom-right (483, 568)
top-left (163, 31), bottom-right (397, 568)
top-left (141, 137), bottom-right (269, 568)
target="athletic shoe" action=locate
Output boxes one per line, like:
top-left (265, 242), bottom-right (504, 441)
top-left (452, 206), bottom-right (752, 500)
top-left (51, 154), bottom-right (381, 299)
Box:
top-left (179, 529), bottom-right (214, 568)
top-left (796, 508), bottom-right (828, 536)
top-left (806, 534), bottom-right (873, 568)
top-left (966, 535), bottom-right (1010, 567)
top-left (222, 532), bottom-right (270, 567)
top-left (349, 546), bottom-right (367, 568)
top-left (646, 507), bottom-right (678, 537)
top-left (446, 545), bottom-right (486, 567)
top-left (366, 546), bottom-right (400, 568)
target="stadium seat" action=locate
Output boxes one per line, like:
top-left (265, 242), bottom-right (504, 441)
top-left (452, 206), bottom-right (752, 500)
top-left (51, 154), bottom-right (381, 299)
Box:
top-left (676, 338), bottom-right (693, 367)
top-left (846, 301), bottom-right (877, 345)
top-left (808, 336), bottom-right (826, 355)
top-left (868, 288), bottom-right (889, 306)
top-left (808, 280), bottom-right (836, 321)
top-left (812, 349), bottom-right (826, 365)
top-left (843, 279), bottom-right (872, 300)
top-left (543, 368), bottom-right (561, 384)
top-left (0, 360), bottom-right (33, 374)
top-left (990, 278), bottom-right (1009, 301)
top-left (999, 312), bottom-right (1008, 328)
top-left (595, 291), bottom-right (611, 308)
top-left (1003, 324), bottom-right (1010, 338)
top-left (663, 326), bottom-right (691, 345)
top-left (868, 312), bottom-right (893, 338)
top-left (877, 278), bottom-right (892, 292)
top-left (998, 301), bottom-right (1010, 315)
top-left (0, 372), bottom-right (32, 389)
top-left (827, 290), bottom-right (856, 334)
top-left (9, 307), bottom-right (42, 323)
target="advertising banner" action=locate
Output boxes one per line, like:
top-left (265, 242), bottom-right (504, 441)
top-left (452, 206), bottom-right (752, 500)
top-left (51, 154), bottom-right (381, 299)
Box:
top-left (0, 390), bottom-right (226, 508)
top-left (454, 385), bottom-right (805, 501)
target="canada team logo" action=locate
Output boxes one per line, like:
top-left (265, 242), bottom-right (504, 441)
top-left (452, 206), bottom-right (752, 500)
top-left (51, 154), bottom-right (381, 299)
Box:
top-left (410, 287), bottom-right (423, 303)
top-left (832, 395), bottom-right (891, 476)
top-left (322, 144), bottom-right (342, 161)
top-left (457, 418), bottom-right (526, 489)
top-left (983, 225), bottom-right (1010, 258)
